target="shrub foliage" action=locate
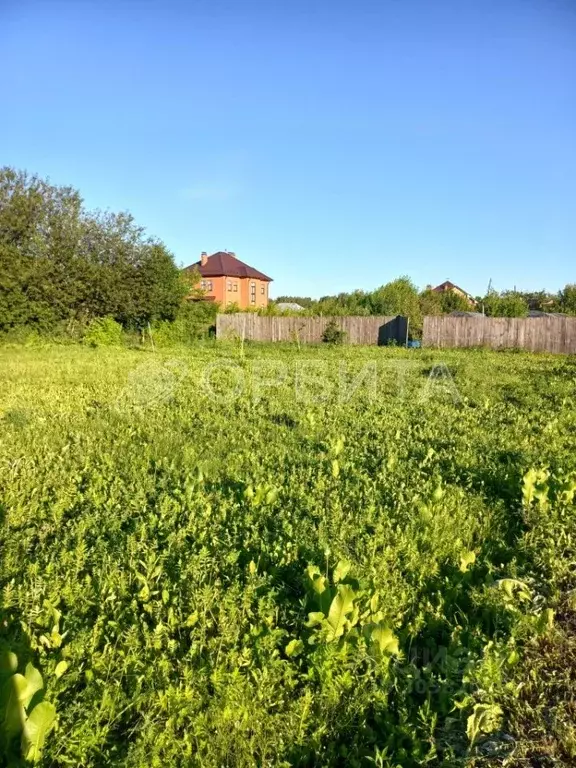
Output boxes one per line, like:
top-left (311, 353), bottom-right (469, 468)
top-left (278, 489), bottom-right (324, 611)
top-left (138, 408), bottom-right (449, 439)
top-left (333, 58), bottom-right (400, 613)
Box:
top-left (0, 167), bottom-right (187, 332)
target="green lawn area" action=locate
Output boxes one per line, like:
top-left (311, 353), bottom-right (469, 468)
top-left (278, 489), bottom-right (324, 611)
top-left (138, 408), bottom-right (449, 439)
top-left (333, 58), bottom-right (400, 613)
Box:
top-left (1, 343), bottom-right (575, 767)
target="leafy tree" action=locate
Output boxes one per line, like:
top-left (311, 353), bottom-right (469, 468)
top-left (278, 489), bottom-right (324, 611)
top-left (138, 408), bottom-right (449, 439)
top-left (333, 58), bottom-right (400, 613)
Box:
top-left (0, 167), bottom-right (84, 329)
top-left (418, 288), bottom-right (443, 317)
top-left (0, 167), bottom-right (186, 331)
top-left (127, 243), bottom-right (189, 326)
top-left (516, 290), bottom-right (558, 312)
top-left (369, 277), bottom-right (422, 331)
top-left (439, 290), bottom-right (473, 314)
top-left (558, 284), bottom-right (576, 315)
top-left (482, 291), bottom-right (529, 317)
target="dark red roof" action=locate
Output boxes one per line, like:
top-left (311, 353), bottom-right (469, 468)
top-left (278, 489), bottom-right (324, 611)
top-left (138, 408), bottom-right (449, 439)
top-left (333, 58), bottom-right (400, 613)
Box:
top-left (184, 251), bottom-right (272, 282)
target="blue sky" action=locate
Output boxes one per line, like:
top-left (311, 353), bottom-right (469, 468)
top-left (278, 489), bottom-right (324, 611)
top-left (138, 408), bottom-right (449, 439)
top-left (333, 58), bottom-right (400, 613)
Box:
top-left (1, 0), bottom-right (574, 298)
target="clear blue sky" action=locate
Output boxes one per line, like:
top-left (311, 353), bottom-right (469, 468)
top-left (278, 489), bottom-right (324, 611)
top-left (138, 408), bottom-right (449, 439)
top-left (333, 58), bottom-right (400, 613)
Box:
top-left (2, 0), bottom-right (574, 298)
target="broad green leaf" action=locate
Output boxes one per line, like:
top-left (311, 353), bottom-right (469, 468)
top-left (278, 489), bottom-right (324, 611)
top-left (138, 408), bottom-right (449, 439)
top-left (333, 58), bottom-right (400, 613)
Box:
top-left (2, 701), bottom-right (26, 741)
top-left (332, 436), bottom-right (345, 456)
top-left (497, 579), bottom-right (531, 603)
top-left (558, 476), bottom-right (576, 504)
top-left (466, 703), bottom-right (503, 746)
top-left (1, 673), bottom-right (29, 705)
top-left (333, 560), bottom-right (351, 584)
top-left (310, 574), bottom-right (327, 595)
top-left (507, 649), bottom-right (520, 666)
top-left (21, 701), bottom-right (56, 762)
top-left (371, 624), bottom-right (399, 656)
top-left (326, 585), bottom-right (355, 641)
top-left (453, 694), bottom-right (474, 711)
top-left (0, 651), bottom-right (18, 676)
top-left (305, 612), bottom-right (325, 628)
top-left (138, 584), bottom-right (150, 602)
top-left (1, 674), bottom-right (28, 738)
top-left (459, 550), bottom-right (476, 573)
top-left (432, 484), bottom-right (444, 501)
top-left (522, 467), bottom-right (550, 507)
top-left (285, 639), bottom-right (304, 658)
top-left (23, 663), bottom-right (43, 708)
top-left (331, 459), bottom-right (340, 478)
top-left (305, 566), bottom-right (329, 607)
top-left (535, 608), bottom-right (554, 635)
top-left (50, 608), bottom-right (62, 634)
top-left (265, 488), bottom-right (278, 504)
top-left (305, 564), bottom-right (322, 589)
top-left (54, 661), bottom-right (68, 680)
top-left (348, 604), bottom-right (360, 629)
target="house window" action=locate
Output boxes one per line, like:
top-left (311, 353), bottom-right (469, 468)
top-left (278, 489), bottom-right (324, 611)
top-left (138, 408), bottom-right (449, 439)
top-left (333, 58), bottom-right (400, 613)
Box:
top-left (261, 284), bottom-right (265, 295)
top-left (228, 280), bottom-right (232, 291)
top-left (250, 282), bottom-right (256, 304)
top-left (233, 283), bottom-right (238, 292)
top-left (200, 280), bottom-right (206, 290)
top-left (207, 280), bottom-right (213, 291)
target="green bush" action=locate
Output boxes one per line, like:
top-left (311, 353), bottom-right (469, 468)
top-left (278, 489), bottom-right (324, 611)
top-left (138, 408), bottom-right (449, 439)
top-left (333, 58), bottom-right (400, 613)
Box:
top-left (322, 319), bottom-right (346, 344)
top-left (0, 326), bottom-right (44, 347)
top-left (0, 167), bottom-right (187, 333)
top-left (83, 316), bottom-right (124, 347)
top-left (150, 301), bottom-right (218, 346)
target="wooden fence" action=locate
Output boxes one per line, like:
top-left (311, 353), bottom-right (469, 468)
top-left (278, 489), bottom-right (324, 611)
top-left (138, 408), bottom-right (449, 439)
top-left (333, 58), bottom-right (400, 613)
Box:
top-left (216, 314), bottom-right (408, 345)
top-left (423, 315), bottom-right (576, 354)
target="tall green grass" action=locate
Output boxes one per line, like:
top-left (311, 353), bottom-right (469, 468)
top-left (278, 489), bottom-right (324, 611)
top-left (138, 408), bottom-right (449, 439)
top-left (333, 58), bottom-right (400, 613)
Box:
top-left (0, 344), bottom-right (574, 766)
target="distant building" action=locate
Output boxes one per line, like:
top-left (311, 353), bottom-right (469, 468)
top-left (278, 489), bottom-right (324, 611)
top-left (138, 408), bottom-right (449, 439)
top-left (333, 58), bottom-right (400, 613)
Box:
top-left (275, 302), bottom-right (305, 312)
top-left (184, 251), bottom-right (273, 309)
top-left (449, 311), bottom-right (484, 317)
top-left (527, 297), bottom-right (556, 311)
top-left (528, 310), bottom-right (567, 318)
top-left (432, 280), bottom-right (477, 306)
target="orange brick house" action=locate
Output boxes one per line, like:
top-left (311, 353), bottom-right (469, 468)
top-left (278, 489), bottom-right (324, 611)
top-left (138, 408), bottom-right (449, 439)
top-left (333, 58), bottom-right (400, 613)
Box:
top-left (184, 251), bottom-right (273, 309)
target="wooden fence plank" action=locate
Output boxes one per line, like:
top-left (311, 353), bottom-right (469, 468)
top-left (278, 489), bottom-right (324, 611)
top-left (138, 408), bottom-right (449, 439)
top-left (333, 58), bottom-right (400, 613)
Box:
top-left (216, 314), bottom-right (408, 345)
top-left (422, 316), bottom-right (576, 354)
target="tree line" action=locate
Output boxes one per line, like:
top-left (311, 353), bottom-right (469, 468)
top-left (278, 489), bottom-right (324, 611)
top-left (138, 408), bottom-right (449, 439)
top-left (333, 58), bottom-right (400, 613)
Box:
top-left (2, 166), bottom-right (574, 341)
top-left (275, 278), bottom-right (576, 335)
top-left (0, 167), bottom-right (191, 333)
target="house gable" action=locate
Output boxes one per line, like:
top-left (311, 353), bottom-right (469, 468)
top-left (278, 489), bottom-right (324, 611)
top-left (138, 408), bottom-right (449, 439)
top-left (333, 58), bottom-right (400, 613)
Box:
top-left (184, 251), bottom-right (272, 282)
top-left (183, 251), bottom-right (272, 309)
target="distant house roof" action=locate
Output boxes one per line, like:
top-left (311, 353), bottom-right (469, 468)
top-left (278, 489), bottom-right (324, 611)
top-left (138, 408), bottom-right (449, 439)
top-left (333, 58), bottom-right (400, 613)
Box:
top-left (276, 302), bottom-right (304, 311)
top-left (527, 298), bottom-right (555, 309)
top-left (432, 280), bottom-right (477, 305)
top-left (433, 280), bottom-right (472, 296)
top-left (184, 251), bottom-right (272, 281)
top-left (528, 310), bottom-right (567, 318)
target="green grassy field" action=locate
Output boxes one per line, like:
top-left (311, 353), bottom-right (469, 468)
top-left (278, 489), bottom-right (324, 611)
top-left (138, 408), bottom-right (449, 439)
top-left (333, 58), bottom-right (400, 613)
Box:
top-left (1, 342), bottom-right (575, 767)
